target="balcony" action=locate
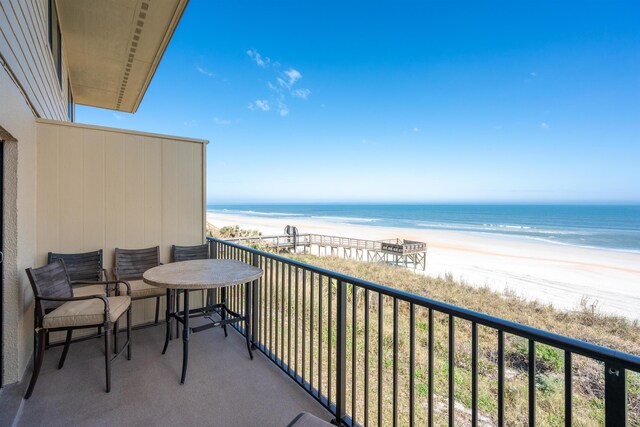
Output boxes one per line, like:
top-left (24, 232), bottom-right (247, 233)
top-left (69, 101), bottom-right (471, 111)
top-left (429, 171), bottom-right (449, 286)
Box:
top-left (5, 237), bottom-right (640, 426)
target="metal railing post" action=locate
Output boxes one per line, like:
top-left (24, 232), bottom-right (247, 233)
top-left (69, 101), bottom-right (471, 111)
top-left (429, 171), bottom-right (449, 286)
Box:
top-left (210, 239), bottom-right (218, 259)
top-left (334, 279), bottom-right (347, 425)
top-left (604, 362), bottom-right (627, 426)
top-left (251, 252), bottom-right (259, 348)
top-left (208, 239), bottom-right (217, 306)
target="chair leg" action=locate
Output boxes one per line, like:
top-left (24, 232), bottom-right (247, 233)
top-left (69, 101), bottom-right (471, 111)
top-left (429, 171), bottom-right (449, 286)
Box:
top-left (57, 330), bottom-right (73, 369)
top-left (155, 296), bottom-right (160, 324)
top-left (24, 329), bottom-right (46, 399)
top-left (97, 325), bottom-right (102, 339)
top-left (104, 323), bottom-right (112, 393)
top-left (114, 320), bottom-right (119, 354)
top-left (127, 307), bottom-right (132, 360)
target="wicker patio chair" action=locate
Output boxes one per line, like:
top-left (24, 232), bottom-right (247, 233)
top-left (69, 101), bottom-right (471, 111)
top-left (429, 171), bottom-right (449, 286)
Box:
top-left (48, 249), bottom-right (107, 287)
top-left (113, 246), bottom-right (165, 325)
top-left (24, 259), bottom-right (131, 398)
top-left (171, 244), bottom-right (210, 337)
top-left (47, 250), bottom-right (110, 346)
top-left (171, 243), bottom-right (209, 262)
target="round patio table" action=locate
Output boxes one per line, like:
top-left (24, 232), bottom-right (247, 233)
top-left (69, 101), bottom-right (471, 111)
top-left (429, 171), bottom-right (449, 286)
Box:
top-left (143, 259), bottom-right (263, 384)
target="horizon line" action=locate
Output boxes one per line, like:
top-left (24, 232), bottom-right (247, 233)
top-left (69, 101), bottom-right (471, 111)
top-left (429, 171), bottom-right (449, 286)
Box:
top-left (207, 201), bottom-right (640, 206)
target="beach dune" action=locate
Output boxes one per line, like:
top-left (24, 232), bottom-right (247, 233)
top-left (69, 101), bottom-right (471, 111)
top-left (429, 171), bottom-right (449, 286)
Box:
top-left (208, 212), bottom-right (640, 321)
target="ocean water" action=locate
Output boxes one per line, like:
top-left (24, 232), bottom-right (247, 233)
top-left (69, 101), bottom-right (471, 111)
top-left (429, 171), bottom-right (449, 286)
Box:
top-left (207, 204), bottom-right (640, 253)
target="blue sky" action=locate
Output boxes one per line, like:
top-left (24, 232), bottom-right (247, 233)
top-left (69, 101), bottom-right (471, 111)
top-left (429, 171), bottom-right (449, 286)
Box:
top-left (77, 1), bottom-right (640, 204)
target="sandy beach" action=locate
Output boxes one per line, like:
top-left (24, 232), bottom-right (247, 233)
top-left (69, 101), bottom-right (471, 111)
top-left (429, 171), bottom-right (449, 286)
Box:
top-left (207, 212), bottom-right (640, 321)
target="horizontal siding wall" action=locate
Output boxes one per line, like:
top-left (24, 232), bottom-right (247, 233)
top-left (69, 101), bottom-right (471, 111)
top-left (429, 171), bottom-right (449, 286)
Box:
top-left (36, 120), bottom-right (207, 327)
top-left (0, 0), bottom-right (69, 120)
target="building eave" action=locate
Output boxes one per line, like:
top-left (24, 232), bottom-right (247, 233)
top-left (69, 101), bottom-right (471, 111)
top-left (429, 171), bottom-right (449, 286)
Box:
top-left (56, 0), bottom-right (189, 113)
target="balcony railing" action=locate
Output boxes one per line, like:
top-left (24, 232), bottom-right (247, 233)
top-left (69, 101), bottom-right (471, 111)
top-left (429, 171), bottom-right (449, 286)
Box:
top-left (207, 237), bottom-right (640, 426)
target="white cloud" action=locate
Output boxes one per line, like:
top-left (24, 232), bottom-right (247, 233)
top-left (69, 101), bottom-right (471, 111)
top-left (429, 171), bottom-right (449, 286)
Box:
top-left (412, 127), bottom-right (420, 133)
top-left (530, 72), bottom-right (537, 77)
top-left (112, 113), bottom-right (126, 120)
top-left (248, 100), bottom-right (270, 111)
top-left (196, 66), bottom-right (215, 77)
top-left (283, 68), bottom-right (302, 86)
top-left (292, 88), bottom-right (311, 99)
top-left (540, 122), bottom-right (549, 129)
top-left (183, 120), bottom-right (198, 127)
top-left (247, 49), bottom-right (270, 67)
top-left (247, 52), bottom-right (310, 117)
top-left (213, 117), bottom-right (231, 125)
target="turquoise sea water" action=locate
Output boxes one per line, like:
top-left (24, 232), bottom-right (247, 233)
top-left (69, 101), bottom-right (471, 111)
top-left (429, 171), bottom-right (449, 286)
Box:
top-left (207, 204), bottom-right (640, 253)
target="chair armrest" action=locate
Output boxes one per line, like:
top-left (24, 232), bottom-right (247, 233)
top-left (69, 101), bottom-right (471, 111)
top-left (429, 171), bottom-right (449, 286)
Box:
top-left (38, 294), bottom-right (107, 303)
top-left (38, 294), bottom-right (109, 311)
top-left (113, 279), bottom-right (131, 296)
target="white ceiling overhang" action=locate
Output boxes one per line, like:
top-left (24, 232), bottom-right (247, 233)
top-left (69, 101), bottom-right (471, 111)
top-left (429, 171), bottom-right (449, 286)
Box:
top-left (57, 0), bottom-right (188, 113)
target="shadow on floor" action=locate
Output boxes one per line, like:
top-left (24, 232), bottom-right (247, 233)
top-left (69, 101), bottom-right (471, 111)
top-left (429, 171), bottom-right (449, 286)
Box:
top-left (17, 321), bottom-right (330, 427)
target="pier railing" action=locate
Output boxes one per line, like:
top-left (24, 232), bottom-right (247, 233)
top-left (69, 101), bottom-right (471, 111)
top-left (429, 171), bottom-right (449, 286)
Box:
top-left (207, 236), bottom-right (640, 426)
top-left (225, 233), bottom-right (427, 255)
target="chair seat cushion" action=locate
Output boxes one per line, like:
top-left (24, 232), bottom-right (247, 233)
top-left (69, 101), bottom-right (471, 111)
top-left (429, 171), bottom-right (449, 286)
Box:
top-left (43, 296), bottom-right (130, 329)
top-left (118, 280), bottom-right (165, 299)
top-left (72, 284), bottom-right (107, 298)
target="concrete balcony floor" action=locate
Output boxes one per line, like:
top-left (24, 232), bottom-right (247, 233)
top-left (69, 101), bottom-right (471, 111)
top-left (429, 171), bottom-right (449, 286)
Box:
top-left (15, 320), bottom-right (330, 426)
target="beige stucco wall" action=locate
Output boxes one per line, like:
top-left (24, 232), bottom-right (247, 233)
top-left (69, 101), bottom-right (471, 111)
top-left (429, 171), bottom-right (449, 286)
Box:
top-left (35, 120), bottom-right (207, 327)
top-left (0, 68), bottom-right (38, 386)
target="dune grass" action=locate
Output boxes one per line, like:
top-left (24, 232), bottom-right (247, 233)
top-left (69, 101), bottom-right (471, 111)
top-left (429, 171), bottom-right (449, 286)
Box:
top-left (256, 253), bottom-right (640, 426)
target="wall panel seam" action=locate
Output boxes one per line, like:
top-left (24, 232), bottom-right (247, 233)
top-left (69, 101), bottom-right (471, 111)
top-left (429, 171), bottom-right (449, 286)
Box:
top-left (103, 132), bottom-right (107, 259)
top-left (160, 139), bottom-right (164, 256)
top-left (56, 124), bottom-right (60, 248)
top-left (80, 128), bottom-right (85, 249)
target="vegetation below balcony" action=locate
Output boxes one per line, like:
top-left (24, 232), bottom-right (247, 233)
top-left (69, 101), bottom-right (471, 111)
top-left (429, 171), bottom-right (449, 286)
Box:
top-left (282, 253), bottom-right (640, 426)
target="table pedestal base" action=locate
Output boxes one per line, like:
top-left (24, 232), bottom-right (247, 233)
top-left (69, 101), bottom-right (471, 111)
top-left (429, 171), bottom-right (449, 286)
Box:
top-left (161, 286), bottom-right (253, 384)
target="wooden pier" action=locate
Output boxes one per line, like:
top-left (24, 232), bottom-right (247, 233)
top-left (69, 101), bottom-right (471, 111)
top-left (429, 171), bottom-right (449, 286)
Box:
top-left (225, 232), bottom-right (427, 270)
